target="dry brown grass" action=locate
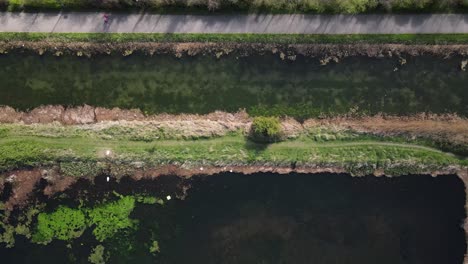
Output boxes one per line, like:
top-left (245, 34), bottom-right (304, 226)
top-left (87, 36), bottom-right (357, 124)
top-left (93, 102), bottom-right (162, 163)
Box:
top-left (304, 113), bottom-right (468, 146)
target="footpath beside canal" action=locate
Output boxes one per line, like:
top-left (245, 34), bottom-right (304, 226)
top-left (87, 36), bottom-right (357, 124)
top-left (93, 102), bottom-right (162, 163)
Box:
top-left (2, 12), bottom-right (468, 34)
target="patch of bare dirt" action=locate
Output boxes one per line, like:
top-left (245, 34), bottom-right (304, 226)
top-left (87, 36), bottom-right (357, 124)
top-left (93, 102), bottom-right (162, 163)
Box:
top-left (146, 110), bottom-right (250, 123)
top-left (281, 117), bottom-right (303, 139)
top-left (0, 106), bottom-right (23, 123)
top-left (42, 169), bottom-right (77, 197)
top-left (304, 113), bottom-right (468, 146)
top-left (0, 106), bottom-right (252, 126)
top-left (130, 165), bottom-right (351, 180)
top-left (3, 169), bottom-right (42, 211)
top-left (95, 107), bottom-right (145, 122)
top-left (62, 105), bottom-right (96, 125)
top-left (22, 105), bottom-right (64, 124)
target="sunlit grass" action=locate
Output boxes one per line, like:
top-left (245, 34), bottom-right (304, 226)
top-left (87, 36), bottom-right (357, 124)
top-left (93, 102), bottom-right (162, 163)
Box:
top-left (2, 32), bottom-right (468, 44)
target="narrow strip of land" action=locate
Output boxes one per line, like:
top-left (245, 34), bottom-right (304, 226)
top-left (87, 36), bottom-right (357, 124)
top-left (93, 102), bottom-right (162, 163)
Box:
top-left (0, 135), bottom-right (447, 154)
top-left (1, 12), bottom-right (468, 34)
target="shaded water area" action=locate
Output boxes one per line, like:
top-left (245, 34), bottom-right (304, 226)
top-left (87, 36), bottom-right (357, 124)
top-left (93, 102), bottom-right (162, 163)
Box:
top-left (0, 53), bottom-right (467, 118)
top-left (0, 173), bottom-right (466, 264)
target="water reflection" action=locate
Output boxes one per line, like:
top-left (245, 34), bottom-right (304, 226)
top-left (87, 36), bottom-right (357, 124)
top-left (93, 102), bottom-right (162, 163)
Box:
top-left (0, 54), bottom-right (466, 118)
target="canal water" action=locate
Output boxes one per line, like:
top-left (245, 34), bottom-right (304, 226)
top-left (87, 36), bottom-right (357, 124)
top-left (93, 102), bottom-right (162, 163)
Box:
top-left (0, 53), bottom-right (467, 118)
top-left (0, 173), bottom-right (465, 264)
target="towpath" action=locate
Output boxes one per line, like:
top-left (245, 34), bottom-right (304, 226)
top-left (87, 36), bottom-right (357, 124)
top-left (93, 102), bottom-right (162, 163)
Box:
top-left (1, 12), bottom-right (468, 34)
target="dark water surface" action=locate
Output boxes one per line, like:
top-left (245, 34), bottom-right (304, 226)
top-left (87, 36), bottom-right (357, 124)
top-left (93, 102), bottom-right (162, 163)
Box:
top-left (0, 173), bottom-right (465, 264)
top-left (0, 53), bottom-right (467, 117)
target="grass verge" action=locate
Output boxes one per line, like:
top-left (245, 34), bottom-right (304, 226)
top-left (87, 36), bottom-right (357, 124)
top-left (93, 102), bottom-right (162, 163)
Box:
top-left (0, 133), bottom-right (466, 176)
top-left (2, 32), bottom-right (468, 44)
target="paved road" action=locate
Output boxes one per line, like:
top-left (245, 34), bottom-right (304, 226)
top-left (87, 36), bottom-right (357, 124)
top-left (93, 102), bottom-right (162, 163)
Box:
top-left (2, 12), bottom-right (468, 34)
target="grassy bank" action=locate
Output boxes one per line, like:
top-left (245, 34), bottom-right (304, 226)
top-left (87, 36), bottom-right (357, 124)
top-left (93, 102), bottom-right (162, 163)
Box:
top-left (3, 32), bottom-right (468, 45)
top-left (2, 0), bottom-right (468, 13)
top-left (0, 127), bottom-right (466, 176)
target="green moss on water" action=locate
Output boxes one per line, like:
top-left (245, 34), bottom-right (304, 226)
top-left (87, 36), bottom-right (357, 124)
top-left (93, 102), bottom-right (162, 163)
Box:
top-left (135, 195), bottom-right (163, 205)
top-left (87, 196), bottom-right (137, 242)
top-left (32, 206), bottom-right (86, 244)
top-left (0, 204), bottom-right (42, 247)
top-left (149, 241), bottom-right (160, 254)
top-left (27, 195), bottom-right (162, 245)
top-left (88, 245), bottom-right (109, 264)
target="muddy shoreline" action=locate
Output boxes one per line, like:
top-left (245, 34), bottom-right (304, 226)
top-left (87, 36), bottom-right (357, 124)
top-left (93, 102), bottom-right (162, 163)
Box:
top-left (2, 165), bottom-right (466, 209)
top-left (2, 41), bottom-right (468, 61)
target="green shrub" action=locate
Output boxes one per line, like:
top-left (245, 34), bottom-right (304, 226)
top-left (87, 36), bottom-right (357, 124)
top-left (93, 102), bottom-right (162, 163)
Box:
top-left (387, 0), bottom-right (433, 10)
top-left (2, 0), bottom-right (467, 12)
top-left (336, 0), bottom-right (378, 13)
top-left (250, 116), bottom-right (282, 143)
top-left (8, 0), bottom-right (61, 9)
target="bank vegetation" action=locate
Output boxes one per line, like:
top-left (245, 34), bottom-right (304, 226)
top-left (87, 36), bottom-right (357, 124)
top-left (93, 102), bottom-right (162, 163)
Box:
top-left (0, 106), bottom-right (466, 184)
top-left (2, 0), bottom-right (468, 13)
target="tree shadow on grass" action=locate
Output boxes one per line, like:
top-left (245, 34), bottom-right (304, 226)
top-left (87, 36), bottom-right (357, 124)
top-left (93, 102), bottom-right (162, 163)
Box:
top-left (244, 138), bottom-right (269, 152)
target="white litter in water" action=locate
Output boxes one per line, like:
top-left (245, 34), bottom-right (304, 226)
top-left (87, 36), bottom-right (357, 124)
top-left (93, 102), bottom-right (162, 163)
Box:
top-left (229, 169), bottom-right (233, 173)
top-left (106, 177), bottom-right (110, 182)
top-left (166, 195), bottom-right (171, 201)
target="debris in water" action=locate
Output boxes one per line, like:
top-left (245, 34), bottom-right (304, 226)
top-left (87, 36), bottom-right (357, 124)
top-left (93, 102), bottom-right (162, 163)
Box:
top-left (461, 60), bottom-right (467, 71)
top-left (166, 195), bottom-right (171, 201)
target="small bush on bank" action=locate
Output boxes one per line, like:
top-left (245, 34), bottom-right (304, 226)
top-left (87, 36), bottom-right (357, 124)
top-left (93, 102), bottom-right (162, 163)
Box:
top-left (249, 116), bottom-right (282, 143)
